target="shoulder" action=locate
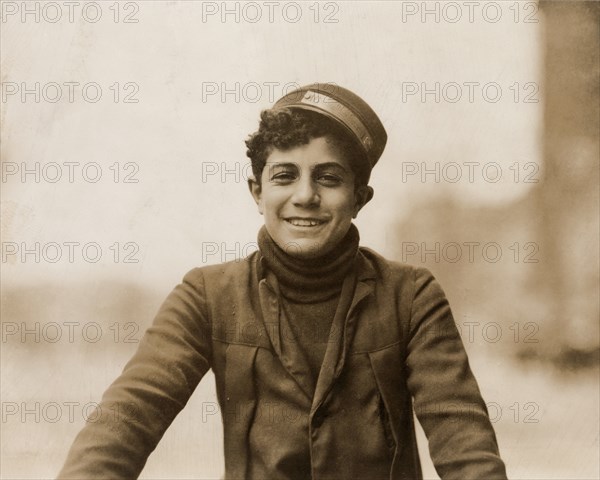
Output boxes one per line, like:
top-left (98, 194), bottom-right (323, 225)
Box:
top-left (358, 247), bottom-right (446, 313)
top-left (179, 251), bottom-right (260, 293)
top-left (358, 246), bottom-right (434, 284)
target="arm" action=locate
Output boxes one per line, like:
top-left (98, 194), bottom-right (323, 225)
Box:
top-left (57, 268), bottom-right (211, 479)
top-left (405, 267), bottom-right (507, 480)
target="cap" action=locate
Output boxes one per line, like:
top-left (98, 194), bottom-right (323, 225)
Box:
top-left (273, 83), bottom-right (387, 168)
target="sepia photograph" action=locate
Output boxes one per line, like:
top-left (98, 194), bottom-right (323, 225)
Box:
top-left (1, 1), bottom-right (599, 479)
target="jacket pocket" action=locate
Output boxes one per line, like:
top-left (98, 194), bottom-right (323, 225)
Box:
top-left (222, 343), bottom-right (258, 480)
top-left (378, 392), bottom-right (397, 455)
top-left (368, 344), bottom-right (410, 461)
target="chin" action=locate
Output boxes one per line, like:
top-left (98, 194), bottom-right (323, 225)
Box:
top-left (280, 239), bottom-right (320, 258)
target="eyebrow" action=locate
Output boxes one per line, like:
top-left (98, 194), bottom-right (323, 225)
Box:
top-left (266, 162), bottom-right (349, 173)
top-left (312, 162), bottom-right (348, 173)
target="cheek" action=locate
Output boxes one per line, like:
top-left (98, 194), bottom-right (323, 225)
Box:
top-left (261, 191), bottom-right (286, 218)
top-left (331, 191), bottom-right (358, 217)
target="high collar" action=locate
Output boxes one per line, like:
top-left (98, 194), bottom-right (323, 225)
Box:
top-left (257, 224), bottom-right (360, 303)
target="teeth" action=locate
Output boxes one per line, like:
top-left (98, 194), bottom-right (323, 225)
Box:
top-left (287, 219), bottom-right (323, 227)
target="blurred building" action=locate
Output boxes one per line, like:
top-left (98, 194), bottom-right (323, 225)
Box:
top-left (394, 1), bottom-right (599, 370)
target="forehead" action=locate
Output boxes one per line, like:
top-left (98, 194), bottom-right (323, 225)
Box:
top-left (265, 137), bottom-right (352, 170)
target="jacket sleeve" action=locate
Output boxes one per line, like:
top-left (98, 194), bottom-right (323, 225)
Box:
top-left (405, 266), bottom-right (508, 480)
top-left (57, 268), bottom-right (212, 479)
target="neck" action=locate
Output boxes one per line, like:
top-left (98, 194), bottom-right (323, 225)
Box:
top-left (257, 224), bottom-right (360, 303)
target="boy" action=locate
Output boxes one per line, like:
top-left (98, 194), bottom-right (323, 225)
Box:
top-left (59, 83), bottom-right (507, 479)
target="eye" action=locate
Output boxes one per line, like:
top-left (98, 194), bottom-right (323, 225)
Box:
top-left (270, 170), bottom-right (297, 184)
top-left (317, 173), bottom-right (343, 186)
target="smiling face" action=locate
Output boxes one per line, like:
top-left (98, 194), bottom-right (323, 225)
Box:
top-left (249, 136), bottom-right (373, 258)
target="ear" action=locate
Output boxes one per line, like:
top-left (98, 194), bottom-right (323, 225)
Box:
top-left (353, 186), bottom-right (374, 218)
top-left (248, 177), bottom-right (264, 215)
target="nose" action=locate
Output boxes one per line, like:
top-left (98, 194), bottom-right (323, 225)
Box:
top-left (290, 176), bottom-right (320, 208)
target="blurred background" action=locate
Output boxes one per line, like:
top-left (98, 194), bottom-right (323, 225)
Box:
top-left (1, 1), bottom-right (598, 479)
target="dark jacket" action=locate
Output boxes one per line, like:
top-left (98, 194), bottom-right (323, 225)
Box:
top-left (58, 248), bottom-right (507, 479)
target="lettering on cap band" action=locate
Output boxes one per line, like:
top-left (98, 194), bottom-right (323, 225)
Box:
top-left (300, 90), bottom-right (373, 156)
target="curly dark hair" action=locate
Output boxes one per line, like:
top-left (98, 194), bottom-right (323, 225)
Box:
top-left (245, 108), bottom-right (371, 188)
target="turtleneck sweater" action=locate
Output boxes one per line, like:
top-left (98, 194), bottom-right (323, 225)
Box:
top-left (257, 224), bottom-right (359, 389)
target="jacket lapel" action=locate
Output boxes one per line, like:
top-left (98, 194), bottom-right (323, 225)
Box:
top-left (311, 253), bottom-right (376, 414)
top-left (258, 271), bottom-right (315, 401)
top-left (257, 251), bottom-right (377, 408)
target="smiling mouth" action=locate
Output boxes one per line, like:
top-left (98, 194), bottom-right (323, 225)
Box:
top-left (285, 218), bottom-right (327, 227)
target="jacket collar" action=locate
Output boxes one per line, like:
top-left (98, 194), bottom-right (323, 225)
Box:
top-left (257, 247), bottom-right (377, 287)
